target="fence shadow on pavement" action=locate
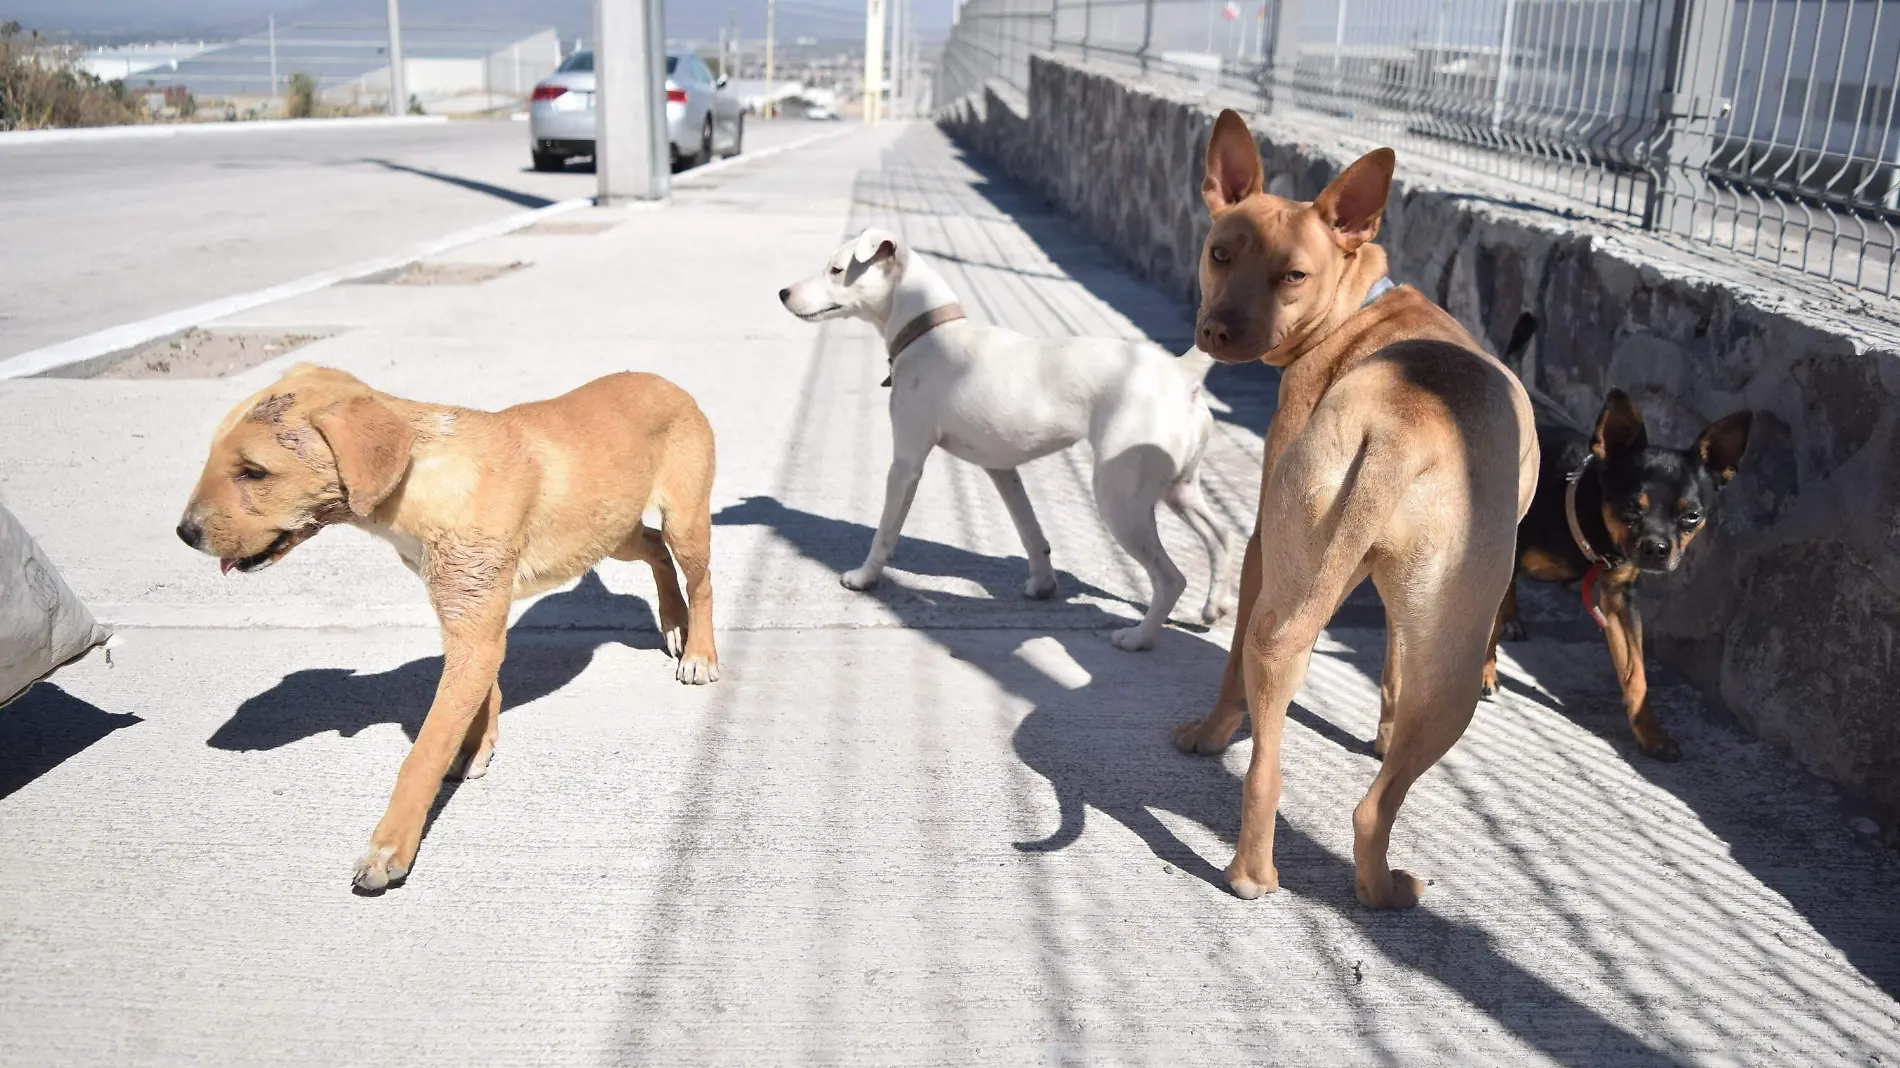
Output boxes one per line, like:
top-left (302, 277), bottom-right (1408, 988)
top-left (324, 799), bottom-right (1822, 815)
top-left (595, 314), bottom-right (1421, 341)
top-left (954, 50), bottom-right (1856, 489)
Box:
top-left (0, 683), bottom-right (142, 801)
top-left (209, 570), bottom-right (660, 753)
top-left (713, 491), bottom-right (1679, 1066)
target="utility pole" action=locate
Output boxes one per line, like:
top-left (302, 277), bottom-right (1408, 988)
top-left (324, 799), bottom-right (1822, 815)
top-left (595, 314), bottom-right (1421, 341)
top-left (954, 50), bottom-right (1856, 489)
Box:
top-left (765, 0), bottom-right (777, 117)
top-left (864, 0), bottom-right (884, 124)
top-left (268, 14), bottom-right (278, 112)
top-left (889, 0), bottom-right (904, 119)
top-left (385, 0), bottom-right (406, 116)
top-left (595, 0), bottom-right (669, 202)
top-left (717, 25), bottom-right (726, 80)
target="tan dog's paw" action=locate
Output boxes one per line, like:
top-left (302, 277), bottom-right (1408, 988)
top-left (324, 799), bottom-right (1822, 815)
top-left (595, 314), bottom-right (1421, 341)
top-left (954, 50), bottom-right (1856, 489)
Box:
top-left (841, 567), bottom-right (879, 591)
top-left (447, 738), bottom-right (495, 781)
top-left (1355, 869), bottom-right (1425, 909)
top-left (1480, 662), bottom-right (1501, 699)
top-left (1109, 625), bottom-right (1155, 652)
top-left (1171, 716), bottom-right (1234, 756)
top-left (352, 845), bottom-right (409, 892)
top-left (1226, 856), bottom-right (1280, 900)
top-left (1022, 574), bottom-right (1057, 600)
top-left (676, 654), bottom-right (720, 685)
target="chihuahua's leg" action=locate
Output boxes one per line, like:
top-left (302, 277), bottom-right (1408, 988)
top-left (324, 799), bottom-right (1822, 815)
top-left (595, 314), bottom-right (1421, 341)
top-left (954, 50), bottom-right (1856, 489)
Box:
top-left (1480, 577), bottom-right (1515, 699)
top-left (1497, 576), bottom-right (1526, 642)
top-left (447, 680), bottom-right (501, 781)
top-left (985, 467), bottom-right (1057, 599)
top-left (1599, 578), bottom-right (1677, 760)
top-left (612, 524), bottom-right (688, 658)
top-left (844, 428), bottom-right (934, 591)
top-left (1164, 476), bottom-right (1237, 624)
top-left (1172, 527), bottom-right (1261, 754)
top-left (354, 552), bottom-right (514, 892)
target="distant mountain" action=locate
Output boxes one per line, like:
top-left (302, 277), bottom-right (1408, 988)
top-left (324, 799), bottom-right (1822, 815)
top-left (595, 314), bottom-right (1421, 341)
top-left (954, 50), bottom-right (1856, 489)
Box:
top-left (7, 0), bottom-right (947, 47)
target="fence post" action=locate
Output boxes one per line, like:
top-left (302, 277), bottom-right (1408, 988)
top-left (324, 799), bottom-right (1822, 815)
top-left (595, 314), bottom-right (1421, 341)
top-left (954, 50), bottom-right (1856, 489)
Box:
top-left (1644, 0), bottom-right (1732, 234)
top-left (1082, 0), bottom-right (1092, 64)
top-left (1266, 0), bottom-right (1302, 113)
top-left (1139, 0), bottom-right (1155, 75)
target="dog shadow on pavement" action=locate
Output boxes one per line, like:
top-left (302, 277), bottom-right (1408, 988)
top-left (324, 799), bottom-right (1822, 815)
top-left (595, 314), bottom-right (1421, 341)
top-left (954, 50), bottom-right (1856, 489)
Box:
top-left (715, 492), bottom-right (1677, 1064)
top-left (209, 571), bottom-right (661, 753)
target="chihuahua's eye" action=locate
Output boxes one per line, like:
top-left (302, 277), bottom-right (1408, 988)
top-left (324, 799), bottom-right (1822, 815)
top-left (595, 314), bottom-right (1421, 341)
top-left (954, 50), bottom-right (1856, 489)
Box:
top-left (237, 465), bottom-right (270, 481)
top-left (1678, 512), bottom-right (1702, 530)
top-left (1283, 270), bottom-right (1308, 284)
top-left (1210, 245), bottom-right (1231, 265)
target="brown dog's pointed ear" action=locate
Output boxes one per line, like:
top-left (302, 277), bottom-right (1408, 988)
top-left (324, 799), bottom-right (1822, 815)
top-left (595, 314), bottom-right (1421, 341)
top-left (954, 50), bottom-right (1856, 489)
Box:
top-left (1202, 109), bottom-right (1263, 213)
top-left (311, 395), bottom-right (415, 518)
top-left (1313, 147), bottom-right (1396, 251)
top-left (1591, 388), bottom-right (1648, 462)
top-left (1694, 410), bottom-right (1753, 487)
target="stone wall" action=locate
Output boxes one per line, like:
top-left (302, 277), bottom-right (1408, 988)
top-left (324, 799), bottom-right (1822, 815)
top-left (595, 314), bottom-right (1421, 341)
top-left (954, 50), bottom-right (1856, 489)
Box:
top-left (940, 55), bottom-right (1900, 825)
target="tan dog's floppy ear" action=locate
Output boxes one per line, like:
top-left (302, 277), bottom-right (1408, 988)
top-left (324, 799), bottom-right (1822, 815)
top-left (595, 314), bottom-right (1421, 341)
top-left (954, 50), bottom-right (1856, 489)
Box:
top-left (1694, 410), bottom-right (1753, 487)
top-left (853, 227), bottom-right (902, 268)
top-left (312, 395), bottom-right (415, 517)
top-left (1202, 109), bottom-right (1263, 213)
top-left (1313, 147), bottom-right (1396, 251)
top-left (1590, 388), bottom-right (1648, 462)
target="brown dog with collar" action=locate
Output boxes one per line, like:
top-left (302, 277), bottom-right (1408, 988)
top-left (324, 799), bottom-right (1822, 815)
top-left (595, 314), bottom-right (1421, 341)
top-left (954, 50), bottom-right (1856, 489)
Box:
top-left (1170, 112), bottom-right (1538, 908)
top-left (177, 364), bottom-right (720, 891)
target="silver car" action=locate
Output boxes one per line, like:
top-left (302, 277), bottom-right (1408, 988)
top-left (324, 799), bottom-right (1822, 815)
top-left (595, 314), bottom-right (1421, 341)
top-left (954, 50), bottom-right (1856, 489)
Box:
top-left (528, 51), bottom-right (743, 172)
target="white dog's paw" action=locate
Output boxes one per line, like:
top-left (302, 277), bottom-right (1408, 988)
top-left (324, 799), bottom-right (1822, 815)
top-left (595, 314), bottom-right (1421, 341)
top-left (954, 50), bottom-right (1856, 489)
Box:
top-left (676, 654), bottom-right (721, 685)
top-left (1023, 574), bottom-right (1057, 600)
top-left (841, 567), bottom-right (880, 591)
top-left (662, 625), bottom-right (686, 659)
top-left (352, 845), bottom-right (407, 892)
top-left (1110, 626), bottom-right (1156, 652)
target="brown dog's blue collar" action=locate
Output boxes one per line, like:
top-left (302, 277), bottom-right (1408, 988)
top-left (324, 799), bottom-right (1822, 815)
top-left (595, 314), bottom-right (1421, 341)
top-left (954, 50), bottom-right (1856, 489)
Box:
top-left (1362, 276), bottom-right (1396, 307)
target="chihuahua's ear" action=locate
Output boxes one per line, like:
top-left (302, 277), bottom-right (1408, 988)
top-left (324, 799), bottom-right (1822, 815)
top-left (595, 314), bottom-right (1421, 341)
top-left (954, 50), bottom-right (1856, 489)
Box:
top-left (1313, 147), bottom-right (1396, 251)
top-left (1590, 388), bottom-right (1648, 462)
top-left (852, 227), bottom-right (903, 269)
top-left (1695, 410), bottom-right (1753, 487)
top-left (312, 394), bottom-right (415, 518)
top-left (1202, 109), bottom-right (1263, 213)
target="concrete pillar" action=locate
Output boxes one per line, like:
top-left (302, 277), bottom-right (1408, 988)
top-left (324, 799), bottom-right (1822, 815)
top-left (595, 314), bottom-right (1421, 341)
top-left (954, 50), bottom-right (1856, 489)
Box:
top-left (864, 0), bottom-right (885, 124)
top-left (385, 0), bottom-right (406, 116)
top-left (596, 0), bottom-right (670, 203)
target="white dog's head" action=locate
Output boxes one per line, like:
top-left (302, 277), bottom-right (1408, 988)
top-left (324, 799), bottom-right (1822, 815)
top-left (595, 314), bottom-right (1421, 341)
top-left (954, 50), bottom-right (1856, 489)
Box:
top-left (778, 227), bottom-right (910, 325)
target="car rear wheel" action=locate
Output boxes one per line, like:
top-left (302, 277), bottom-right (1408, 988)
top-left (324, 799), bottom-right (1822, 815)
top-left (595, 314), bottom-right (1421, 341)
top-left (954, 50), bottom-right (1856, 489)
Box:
top-left (697, 116), bottom-right (714, 166)
top-left (722, 113), bottom-right (744, 158)
top-left (531, 149), bottom-right (563, 172)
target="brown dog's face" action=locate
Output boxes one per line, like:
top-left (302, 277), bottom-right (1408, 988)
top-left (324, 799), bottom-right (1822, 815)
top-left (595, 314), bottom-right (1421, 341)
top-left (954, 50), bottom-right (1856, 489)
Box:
top-left (1196, 109), bottom-right (1396, 366)
top-left (176, 365), bottom-right (415, 573)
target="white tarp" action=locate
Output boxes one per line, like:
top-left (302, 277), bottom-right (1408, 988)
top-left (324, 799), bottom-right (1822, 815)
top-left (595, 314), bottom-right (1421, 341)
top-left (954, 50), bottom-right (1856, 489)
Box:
top-left (0, 500), bottom-right (110, 708)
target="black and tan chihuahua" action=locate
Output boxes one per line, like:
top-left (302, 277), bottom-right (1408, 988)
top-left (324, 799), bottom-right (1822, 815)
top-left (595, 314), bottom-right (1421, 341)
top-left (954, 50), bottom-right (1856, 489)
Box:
top-left (1481, 389), bottom-right (1752, 761)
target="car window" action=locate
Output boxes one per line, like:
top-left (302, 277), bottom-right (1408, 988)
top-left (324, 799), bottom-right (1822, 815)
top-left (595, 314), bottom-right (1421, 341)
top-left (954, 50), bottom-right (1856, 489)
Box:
top-left (694, 58), bottom-right (715, 85)
top-left (557, 51), bottom-right (592, 73)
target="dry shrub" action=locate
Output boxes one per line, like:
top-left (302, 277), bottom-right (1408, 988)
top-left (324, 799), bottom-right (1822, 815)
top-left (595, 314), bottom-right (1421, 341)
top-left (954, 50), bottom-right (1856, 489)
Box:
top-left (0, 21), bottom-right (142, 130)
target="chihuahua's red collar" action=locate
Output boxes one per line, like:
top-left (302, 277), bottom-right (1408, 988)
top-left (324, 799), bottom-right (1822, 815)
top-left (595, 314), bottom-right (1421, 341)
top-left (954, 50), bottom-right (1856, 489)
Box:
top-left (1564, 454), bottom-right (1615, 629)
top-left (883, 303), bottom-right (966, 387)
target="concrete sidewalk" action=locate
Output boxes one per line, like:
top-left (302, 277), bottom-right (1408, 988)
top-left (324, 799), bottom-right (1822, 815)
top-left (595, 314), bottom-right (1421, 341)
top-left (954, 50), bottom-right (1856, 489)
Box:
top-left (0, 121), bottom-right (1896, 1066)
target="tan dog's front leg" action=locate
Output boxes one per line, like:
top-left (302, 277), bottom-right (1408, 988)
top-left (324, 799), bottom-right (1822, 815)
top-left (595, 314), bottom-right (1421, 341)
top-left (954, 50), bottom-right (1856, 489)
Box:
top-left (1599, 582), bottom-right (1676, 761)
top-left (1172, 527), bottom-right (1261, 755)
top-left (355, 571), bottom-right (512, 892)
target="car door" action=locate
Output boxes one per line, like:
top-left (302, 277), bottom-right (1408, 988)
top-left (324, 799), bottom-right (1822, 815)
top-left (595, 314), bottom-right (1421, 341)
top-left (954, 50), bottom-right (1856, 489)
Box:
top-left (690, 57), bottom-right (731, 149)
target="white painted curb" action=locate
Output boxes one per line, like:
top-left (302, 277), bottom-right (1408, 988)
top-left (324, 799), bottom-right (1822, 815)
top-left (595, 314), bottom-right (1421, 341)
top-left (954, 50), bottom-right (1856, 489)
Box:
top-left (0, 114), bottom-right (450, 148)
top-left (0, 196), bottom-right (592, 380)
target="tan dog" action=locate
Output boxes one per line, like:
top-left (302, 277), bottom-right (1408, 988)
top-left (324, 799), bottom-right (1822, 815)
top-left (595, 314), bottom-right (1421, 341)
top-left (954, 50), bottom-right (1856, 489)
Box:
top-left (177, 364), bottom-right (720, 891)
top-left (1169, 112), bottom-right (1537, 908)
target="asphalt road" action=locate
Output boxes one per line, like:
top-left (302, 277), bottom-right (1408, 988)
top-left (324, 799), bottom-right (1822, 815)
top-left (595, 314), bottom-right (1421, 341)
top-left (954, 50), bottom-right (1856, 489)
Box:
top-left (0, 116), bottom-right (828, 360)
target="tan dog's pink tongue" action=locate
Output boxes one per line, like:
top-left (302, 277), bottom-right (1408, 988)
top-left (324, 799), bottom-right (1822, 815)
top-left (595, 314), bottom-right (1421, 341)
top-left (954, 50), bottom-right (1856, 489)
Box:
top-left (220, 558), bottom-right (238, 575)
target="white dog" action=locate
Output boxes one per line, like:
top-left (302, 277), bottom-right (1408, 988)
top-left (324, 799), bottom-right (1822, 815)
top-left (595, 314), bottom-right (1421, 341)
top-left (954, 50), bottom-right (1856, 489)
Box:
top-left (778, 227), bottom-right (1236, 650)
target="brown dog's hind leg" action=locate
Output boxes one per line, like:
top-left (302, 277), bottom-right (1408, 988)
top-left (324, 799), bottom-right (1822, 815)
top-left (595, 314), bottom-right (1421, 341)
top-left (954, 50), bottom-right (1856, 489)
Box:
top-left (1599, 580), bottom-right (1677, 760)
top-left (612, 524), bottom-right (690, 659)
top-left (447, 680), bottom-right (501, 781)
top-left (1172, 527), bottom-right (1261, 755)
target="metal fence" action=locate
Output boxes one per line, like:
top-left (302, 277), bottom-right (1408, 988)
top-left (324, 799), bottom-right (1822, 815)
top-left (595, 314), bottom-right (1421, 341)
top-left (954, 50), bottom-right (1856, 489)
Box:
top-left (940, 0), bottom-right (1900, 298)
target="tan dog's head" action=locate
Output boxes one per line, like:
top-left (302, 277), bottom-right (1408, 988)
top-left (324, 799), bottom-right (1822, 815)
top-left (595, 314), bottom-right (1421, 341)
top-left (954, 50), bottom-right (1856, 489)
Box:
top-left (176, 364), bottom-right (415, 573)
top-left (1196, 109), bottom-right (1396, 366)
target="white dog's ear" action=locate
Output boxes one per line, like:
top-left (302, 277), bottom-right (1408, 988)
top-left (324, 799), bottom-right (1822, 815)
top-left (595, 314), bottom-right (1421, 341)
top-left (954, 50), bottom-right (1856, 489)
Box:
top-left (852, 227), bottom-right (903, 268)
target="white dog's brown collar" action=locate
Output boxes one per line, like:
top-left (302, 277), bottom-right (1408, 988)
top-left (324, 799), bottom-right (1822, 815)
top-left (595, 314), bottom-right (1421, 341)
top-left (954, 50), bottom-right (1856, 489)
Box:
top-left (883, 304), bottom-right (966, 387)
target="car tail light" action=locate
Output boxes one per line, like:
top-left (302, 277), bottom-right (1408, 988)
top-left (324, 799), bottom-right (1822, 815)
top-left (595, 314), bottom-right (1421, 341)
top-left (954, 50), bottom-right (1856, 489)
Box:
top-left (531, 85), bottom-right (567, 101)
top-left (666, 82), bottom-right (686, 104)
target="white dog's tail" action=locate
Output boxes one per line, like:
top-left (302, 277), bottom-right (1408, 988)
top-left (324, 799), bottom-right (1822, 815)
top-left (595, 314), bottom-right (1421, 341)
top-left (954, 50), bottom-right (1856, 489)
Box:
top-left (1175, 346), bottom-right (1218, 390)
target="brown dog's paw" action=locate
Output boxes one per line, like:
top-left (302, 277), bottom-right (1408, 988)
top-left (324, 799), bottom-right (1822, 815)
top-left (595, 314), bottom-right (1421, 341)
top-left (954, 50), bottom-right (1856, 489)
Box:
top-left (1226, 856), bottom-right (1280, 900)
top-left (1171, 716), bottom-right (1233, 756)
top-left (1355, 869), bottom-right (1425, 909)
top-left (676, 654), bottom-right (720, 685)
top-left (662, 625), bottom-right (686, 660)
top-left (352, 845), bottom-right (409, 893)
top-left (1480, 665), bottom-right (1501, 699)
